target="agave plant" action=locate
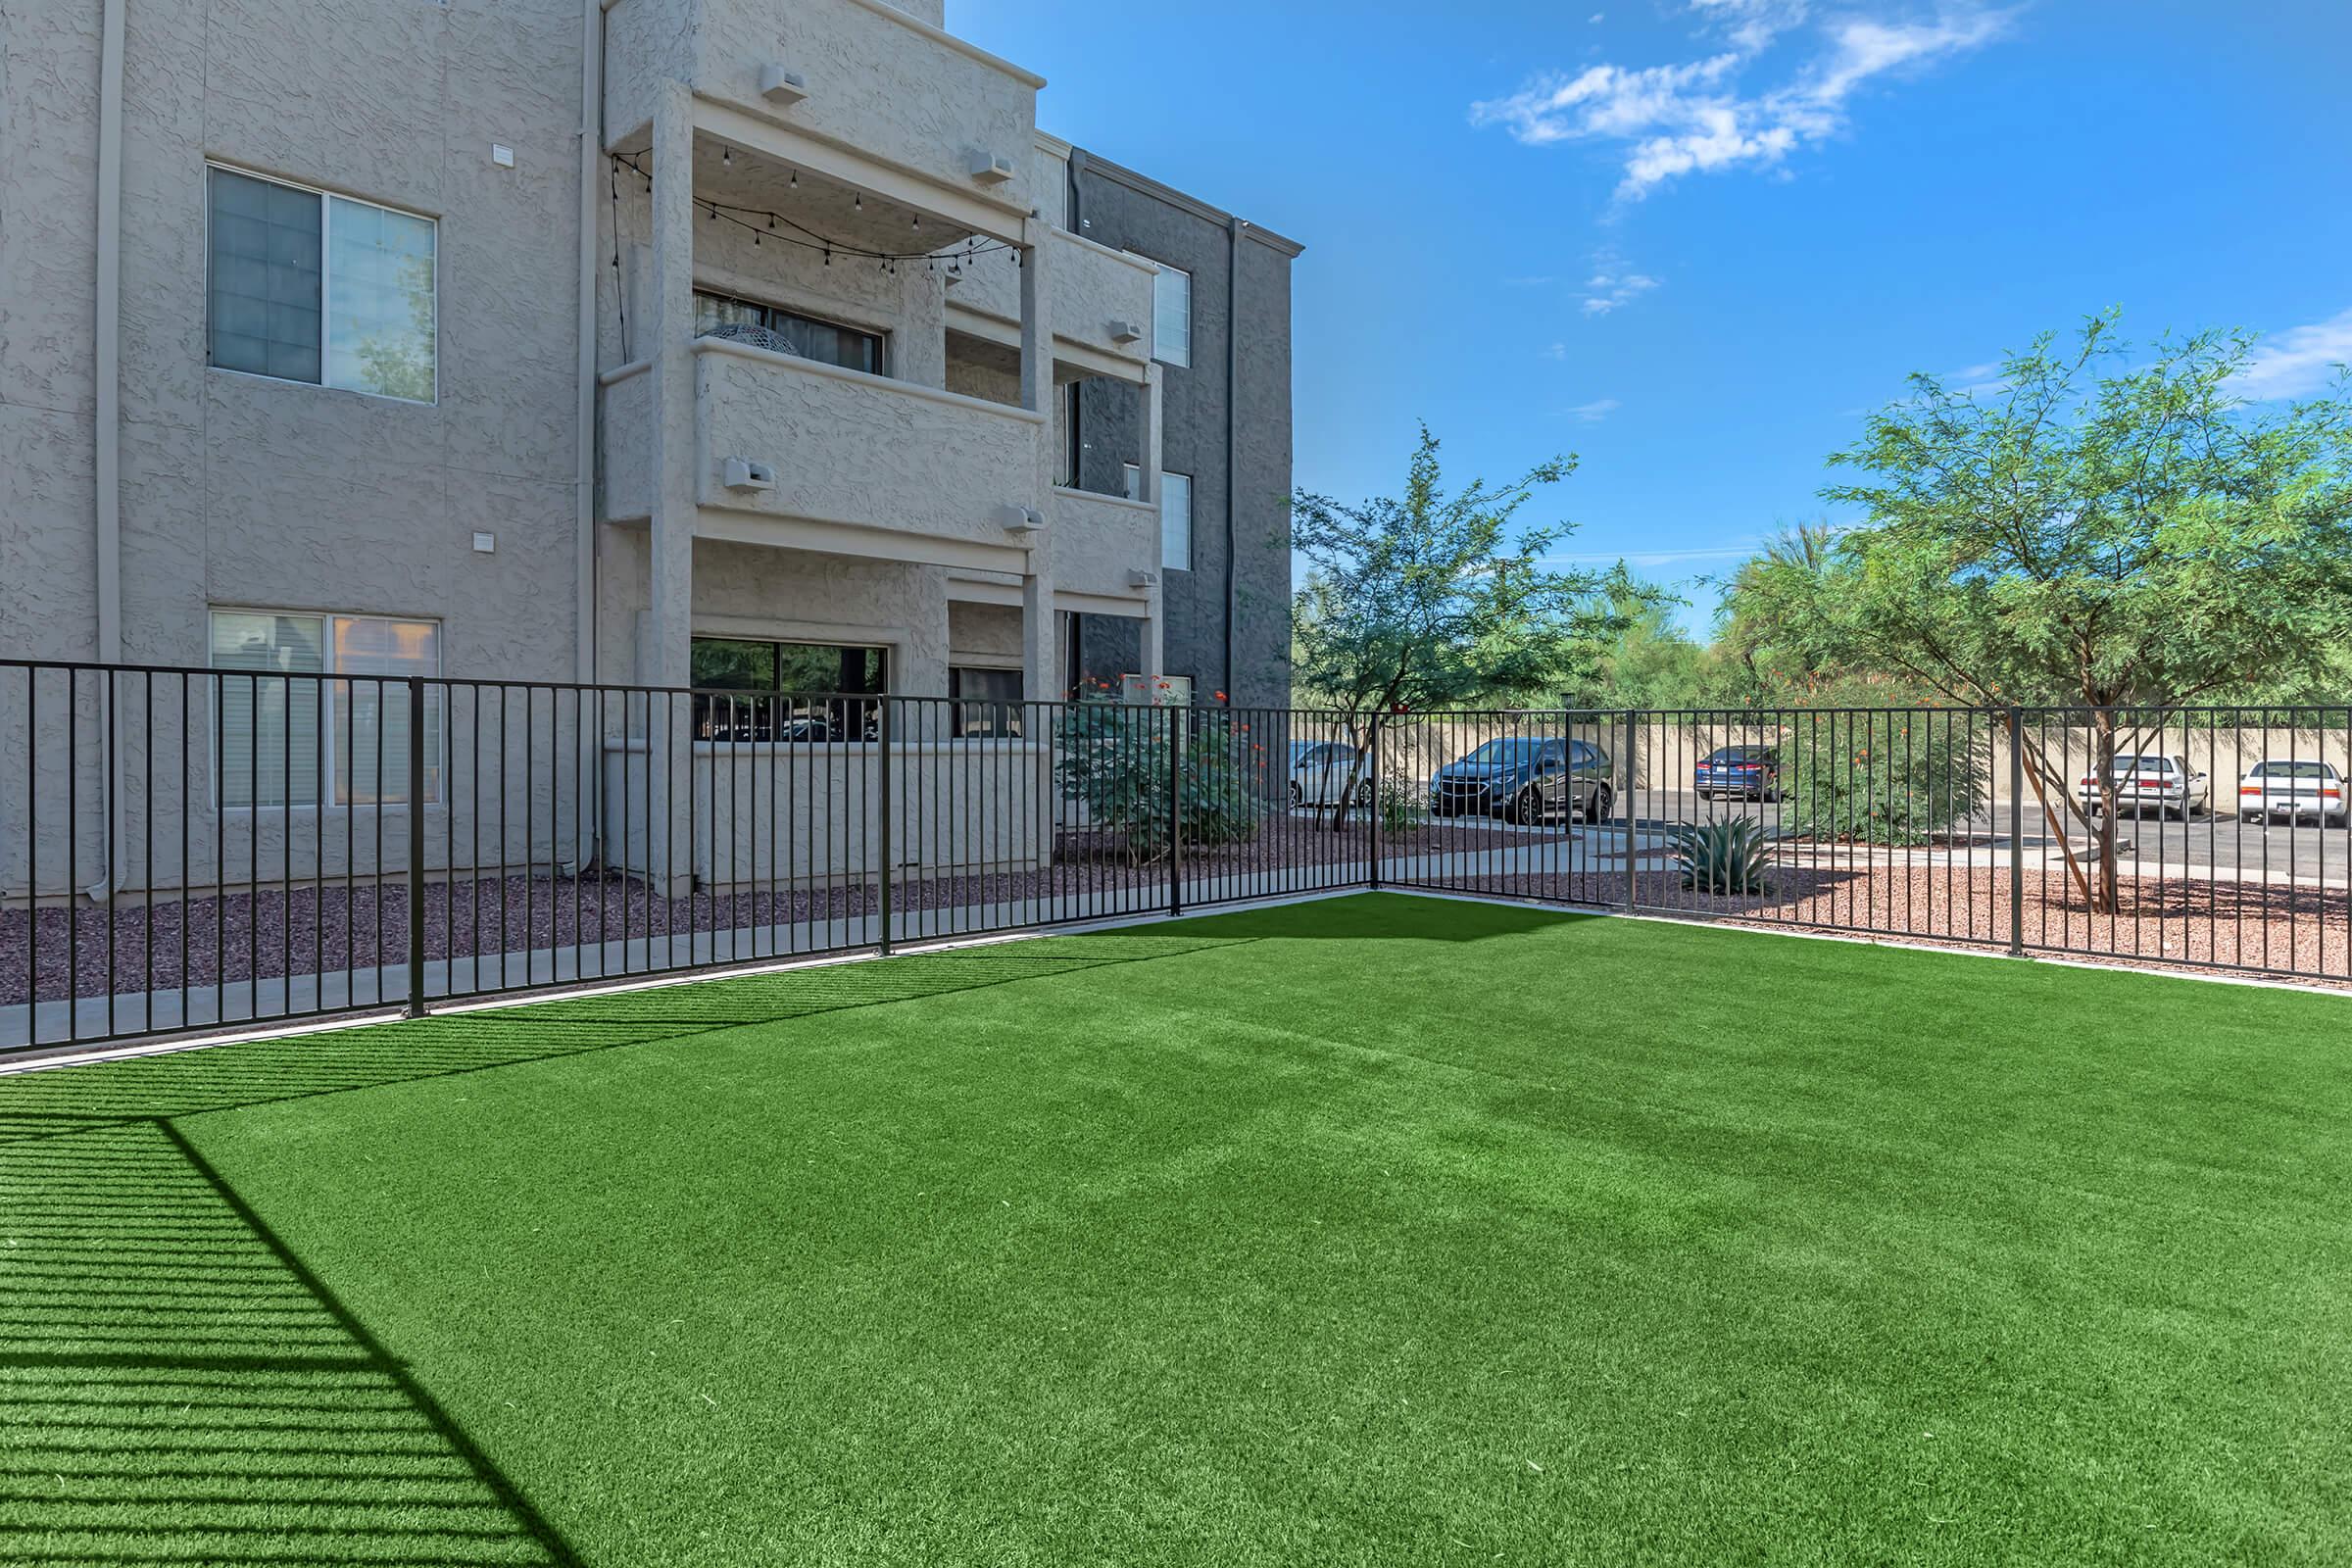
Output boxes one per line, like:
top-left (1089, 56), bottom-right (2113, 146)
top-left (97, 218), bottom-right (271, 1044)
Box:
top-left (1668, 817), bottom-right (1775, 896)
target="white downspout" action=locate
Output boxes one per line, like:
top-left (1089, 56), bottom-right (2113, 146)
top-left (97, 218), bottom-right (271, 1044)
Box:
top-left (575, 0), bottom-right (603, 688)
top-left (87, 0), bottom-right (126, 900)
top-left (574, 0), bottom-right (607, 871)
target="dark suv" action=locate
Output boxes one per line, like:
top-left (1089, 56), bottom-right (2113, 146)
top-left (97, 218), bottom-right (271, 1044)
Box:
top-left (1429, 737), bottom-right (1614, 825)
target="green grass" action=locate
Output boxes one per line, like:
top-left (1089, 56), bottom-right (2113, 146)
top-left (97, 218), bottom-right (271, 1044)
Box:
top-left (3, 894), bottom-right (2349, 1566)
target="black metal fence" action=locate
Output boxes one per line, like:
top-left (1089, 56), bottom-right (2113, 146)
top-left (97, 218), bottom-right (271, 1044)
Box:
top-left (5, 662), bottom-right (2348, 1054)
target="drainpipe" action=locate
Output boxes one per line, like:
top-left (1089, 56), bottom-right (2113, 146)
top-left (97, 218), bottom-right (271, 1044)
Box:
top-left (573, 0), bottom-right (607, 872)
top-left (86, 0), bottom-right (126, 900)
top-left (1224, 216), bottom-right (1242, 704)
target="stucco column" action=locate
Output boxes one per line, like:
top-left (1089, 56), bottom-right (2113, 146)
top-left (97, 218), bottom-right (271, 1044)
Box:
top-left (1140, 576), bottom-right (1164, 686)
top-left (1020, 565), bottom-right (1059, 704)
top-left (1137, 363), bottom-right (1163, 507)
top-left (642, 80), bottom-right (697, 690)
top-left (1018, 217), bottom-right (1054, 416)
top-left (638, 80), bottom-right (697, 894)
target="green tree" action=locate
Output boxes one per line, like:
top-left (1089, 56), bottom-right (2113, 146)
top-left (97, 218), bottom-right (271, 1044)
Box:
top-left (1737, 312), bottom-right (2352, 908)
top-left (1289, 425), bottom-right (1641, 825)
top-left (1569, 584), bottom-right (1708, 709)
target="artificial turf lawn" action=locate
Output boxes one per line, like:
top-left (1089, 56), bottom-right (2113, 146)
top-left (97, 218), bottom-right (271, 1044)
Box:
top-left (2, 895), bottom-right (2348, 1566)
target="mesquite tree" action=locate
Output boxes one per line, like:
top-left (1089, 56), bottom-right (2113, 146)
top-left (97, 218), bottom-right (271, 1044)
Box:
top-left (1743, 312), bottom-right (2352, 909)
top-left (1289, 425), bottom-right (1640, 829)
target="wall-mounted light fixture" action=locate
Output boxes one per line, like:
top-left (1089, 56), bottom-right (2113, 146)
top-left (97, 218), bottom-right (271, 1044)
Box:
top-left (759, 64), bottom-right (808, 105)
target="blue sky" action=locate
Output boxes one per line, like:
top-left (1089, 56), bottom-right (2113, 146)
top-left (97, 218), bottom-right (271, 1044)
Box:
top-left (956, 0), bottom-right (2352, 634)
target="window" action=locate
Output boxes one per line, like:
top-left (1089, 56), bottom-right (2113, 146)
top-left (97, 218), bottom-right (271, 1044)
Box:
top-left (207, 167), bottom-right (436, 402)
top-left (690, 637), bottom-right (888, 741)
top-left (1059, 382), bottom-right (1083, 488)
top-left (951, 666), bottom-right (1024, 737)
top-left (695, 291), bottom-right (883, 375)
top-left (1122, 463), bottom-right (1141, 502)
top-left (1152, 264), bottom-right (1191, 368)
top-left (208, 611), bottom-right (441, 807)
top-left (1161, 470), bottom-right (1194, 571)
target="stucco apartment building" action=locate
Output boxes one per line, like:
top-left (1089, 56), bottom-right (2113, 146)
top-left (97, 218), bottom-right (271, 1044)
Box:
top-left (0, 0), bottom-right (1298, 719)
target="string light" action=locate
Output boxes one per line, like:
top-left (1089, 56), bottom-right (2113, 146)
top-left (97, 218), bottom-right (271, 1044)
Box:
top-left (611, 154), bottom-right (1019, 271)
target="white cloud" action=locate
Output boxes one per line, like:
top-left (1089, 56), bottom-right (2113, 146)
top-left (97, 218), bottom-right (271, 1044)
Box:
top-left (2236, 309), bottom-right (2352, 400)
top-left (1688, 0), bottom-right (1810, 53)
top-left (1469, 5), bottom-right (2013, 199)
top-left (1565, 398), bottom-right (1621, 421)
top-left (1581, 271), bottom-right (1660, 315)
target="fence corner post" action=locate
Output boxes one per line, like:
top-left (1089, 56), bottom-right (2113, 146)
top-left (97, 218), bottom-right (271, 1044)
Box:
top-left (1367, 713), bottom-right (1383, 893)
top-left (877, 696), bottom-right (895, 956)
top-left (405, 675), bottom-right (428, 1017)
top-left (1166, 707), bottom-right (1184, 918)
top-left (2006, 706), bottom-right (2026, 956)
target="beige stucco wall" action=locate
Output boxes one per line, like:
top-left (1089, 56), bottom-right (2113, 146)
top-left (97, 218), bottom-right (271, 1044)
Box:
top-left (1, 0), bottom-right (588, 675)
top-left (602, 0), bottom-right (1036, 214)
top-left (692, 344), bottom-right (1042, 549)
top-left (949, 602), bottom-right (1022, 663)
top-left (601, 738), bottom-right (1052, 886)
top-left (597, 533), bottom-right (952, 696)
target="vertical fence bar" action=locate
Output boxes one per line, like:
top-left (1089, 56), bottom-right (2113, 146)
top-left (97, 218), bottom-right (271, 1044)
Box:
top-left (1621, 710), bottom-right (1638, 911)
top-left (1367, 713), bottom-right (1383, 894)
top-left (405, 676), bottom-right (427, 1016)
top-left (876, 695), bottom-right (894, 956)
top-left (2008, 706), bottom-right (2029, 955)
top-left (1168, 709), bottom-right (1184, 918)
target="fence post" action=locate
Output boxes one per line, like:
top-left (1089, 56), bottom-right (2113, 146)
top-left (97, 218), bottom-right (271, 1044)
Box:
top-left (877, 696), bottom-right (894, 957)
top-left (405, 677), bottom-right (428, 1017)
top-left (1167, 707), bottom-right (1184, 918)
top-left (1367, 714), bottom-right (1383, 893)
top-left (2007, 706), bottom-right (2026, 956)
top-left (1621, 710), bottom-right (1638, 911)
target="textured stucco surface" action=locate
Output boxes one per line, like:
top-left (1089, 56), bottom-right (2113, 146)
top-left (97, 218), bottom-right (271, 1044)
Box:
top-left (598, 532), bottom-right (952, 697)
top-left (2, 0), bottom-right (588, 673)
top-left (1071, 161), bottom-right (1297, 707)
top-left (693, 344), bottom-right (1041, 552)
top-left (948, 601), bottom-right (1022, 662)
top-left (1049, 487), bottom-right (1157, 602)
top-left (950, 227), bottom-right (1156, 371)
top-left (603, 0), bottom-right (1035, 218)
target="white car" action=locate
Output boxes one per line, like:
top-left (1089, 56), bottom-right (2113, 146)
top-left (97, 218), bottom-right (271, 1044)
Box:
top-left (1290, 741), bottom-right (1371, 808)
top-left (2076, 754), bottom-right (2210, 819)
top-left (2236, 760), bottom-right (2348, 826)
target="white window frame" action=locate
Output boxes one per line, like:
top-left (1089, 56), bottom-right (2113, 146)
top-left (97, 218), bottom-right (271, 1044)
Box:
top-left (207, 608), bottom-right (444, 809)
top-left (1152, 263), bottom-right (1192, 368)
top-left (204, 163), bottom-right (440, 405)
top-left (1160, 469), bottom-right (1194, 572)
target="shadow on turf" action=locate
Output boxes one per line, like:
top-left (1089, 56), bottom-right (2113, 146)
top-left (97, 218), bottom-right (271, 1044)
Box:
top-left (0, 1116), bottom-right (583, 1565)
top-left (0, 935), bottom-right (1277, 1563)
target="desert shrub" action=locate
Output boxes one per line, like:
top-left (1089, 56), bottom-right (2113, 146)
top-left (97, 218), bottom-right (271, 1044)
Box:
top-left (1055, 703), bottom-right (1262, 862)
top-left (1780, 714), bottom-right (1989, 845)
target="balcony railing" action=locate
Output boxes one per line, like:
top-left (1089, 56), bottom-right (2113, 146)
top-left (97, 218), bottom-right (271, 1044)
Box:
top-left (948, 227), bottom-right (1158, 372)
top-left (1049, 486), bottom-right (1159, 600)
top-left (691, 335), bottom-right (1044, 564)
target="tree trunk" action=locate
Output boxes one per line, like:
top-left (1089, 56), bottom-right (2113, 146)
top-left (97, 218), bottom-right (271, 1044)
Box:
top-left (2091, 709), bottom-right (2121, 915)
top-left (1327, 714), bottom-right (1369, 834)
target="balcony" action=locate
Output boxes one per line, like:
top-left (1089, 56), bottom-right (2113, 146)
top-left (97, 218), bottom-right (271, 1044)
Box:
top-left (689, 335), bottom-right (1045, 568)
top-left (947, 227), bottom-right (1158, 378)
top-left (605, 0), bottom-right (1040, 220)
top-left (1050, 486), bottom-right (1159, 601)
